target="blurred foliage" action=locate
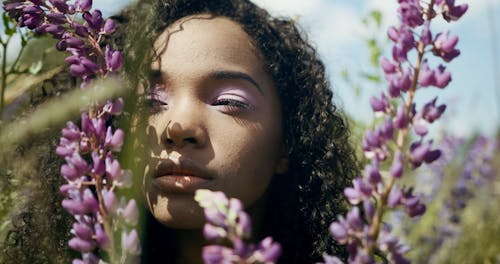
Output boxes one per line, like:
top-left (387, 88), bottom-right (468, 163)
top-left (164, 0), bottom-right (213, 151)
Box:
top-left (341, 10), bottom-right (387, 98)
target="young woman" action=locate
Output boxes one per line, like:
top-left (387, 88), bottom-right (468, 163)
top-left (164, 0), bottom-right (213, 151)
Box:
top-left (1, 0), bottom-right (359, 263)
top-left (121, 0), bottom-right (360, 263)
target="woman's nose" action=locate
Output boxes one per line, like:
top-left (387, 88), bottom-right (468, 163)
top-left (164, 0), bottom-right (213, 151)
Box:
top-left (163, 103), bottom-right (207, 149)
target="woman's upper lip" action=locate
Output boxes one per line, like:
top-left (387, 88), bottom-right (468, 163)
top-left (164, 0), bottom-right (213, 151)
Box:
top-left (154, 159), bottom-right (212, 179)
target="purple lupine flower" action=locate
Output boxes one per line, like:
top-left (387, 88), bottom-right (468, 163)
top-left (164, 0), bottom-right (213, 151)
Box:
top-left (121, 229), bottom-right (141, 255)
top-left (82, 9), bottom-right (104, 31)
top-left (75, 0), bottom-right (92, 12)
top-left (398, 1), bottom-right (424, 28)
top-left (390, 151), bottom-right (404, 178)
top-left (344, 177), bottom-right (373, 205)
top-left (320, 253), bottom-right (344, 264)
top-left (418, 59), bottom-right (435, 87)
top-left (327, 0), bottom-right (468, 262)
top-left (377, 225), bottom-right (410, 264)
top-left (253, 237), bottom-right (282, 263)
top-left (105, 46), bottom-right (123, 72)
top-left (440, 0), bottom-right (468, 22)
top-left (202, 245), bottom-right (237, 264)
top-left (394, 105), bottom-right (409, 129)
top-left (434, 64), bottom-right (452, 88)
top-left (195, 189), bottom-right (282, 263)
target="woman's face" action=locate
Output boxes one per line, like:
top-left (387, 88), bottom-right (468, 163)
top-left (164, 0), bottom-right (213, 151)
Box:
top-left (143, 15), bottom-right (285, 229)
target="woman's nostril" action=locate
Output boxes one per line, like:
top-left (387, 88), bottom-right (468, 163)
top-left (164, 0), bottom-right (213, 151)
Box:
top-left (166, 138), bottom-right (175, 145)
top-left (185, 137), bottom-right (197, 144)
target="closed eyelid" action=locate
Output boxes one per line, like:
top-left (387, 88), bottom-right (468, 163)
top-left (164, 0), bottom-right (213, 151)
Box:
top-left (214, 87), bottom-right (258, 106)
top-left (210, 71), bottom-right (264, 95)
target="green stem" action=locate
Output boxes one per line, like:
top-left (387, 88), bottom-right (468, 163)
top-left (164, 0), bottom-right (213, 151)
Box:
top-left (367, 38), bottom-right (427, 257)
top-left (1, 40), bottom-right (9, 119)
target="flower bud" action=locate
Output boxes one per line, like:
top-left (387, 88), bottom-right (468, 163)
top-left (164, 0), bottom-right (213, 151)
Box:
top-left (102, 19), bottom-right (115, 34)
top-left (366, 163), bottom-right (381, 185)
top-left (62, 198), bottom-right (87, 215)
top-left (105, 156), bottom-right (121, 180)
top-left (94, 223), bottom-right (109, 248)
top-left (387, 186), bottom-right (402, 208)
top-left (387, 26), bottom-right (399, 42)
top-left (394, 105), bottom-right (409, 129)
top-left (69, 237), bottom-right (95, 253)
top-left (91, 151), bottom-right (105, 176)
top-left (363, 200), bottom-right (375, 222)
top-left (424, 149), bottom-right (441, 164)
top-left (202, 245), bottom-right (230, 264)
top-left (72, 222), bottom-right (93, 240)
top-left (123, 199), bottom-right (139, 225)
top-left (329, 221), bottom-right (348, 243)
top-left (47, 12), bottom-right (67, 24)
top-left (420, 21), bottom-right (432, 45)
top-left (434, 65), bottom-right (451, 88)
top-left (121, 229), bottom-right (141, 255)
top-left (236, 211), bottom-right (252, 238)
top-left (442, 3), bottom-right (468, 22)
top-left (101, 189), bottom-right (117, 213)
top-left (346, 207), bottom-right (363, 231)
top-left (203, 224), bottom-right (226, 241)
top-left (65, 36), bottom-right (85, 49)
top-left (380, 57), bottom-right (397, 74)
top-left (105, 47), bottom-right (122, 72)
top-left (83, 9), bottom-right (103, 31)
top-left (49, 0), bottom-right (69, 13)
top-left (390, 151), bottom-right (404, 178)
top-left (76, 0), bottom-right (92, 12)
top-left (258, 237), bottom-right (282, 262)
top-left (72, 22), bottom-right (89, 37)
top-left (61, 164), bottom-right (79, 180)
top-left (82, 189), bottom-right (98, 213)
top-left (418, 59), bottom-right (435, 87)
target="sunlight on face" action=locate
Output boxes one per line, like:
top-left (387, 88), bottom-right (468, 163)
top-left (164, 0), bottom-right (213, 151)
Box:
top-left (142, 15), bottom-right (285, 229)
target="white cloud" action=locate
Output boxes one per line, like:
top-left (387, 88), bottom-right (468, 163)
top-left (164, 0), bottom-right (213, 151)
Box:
top-left (251, 0), bottom-right (364, 60)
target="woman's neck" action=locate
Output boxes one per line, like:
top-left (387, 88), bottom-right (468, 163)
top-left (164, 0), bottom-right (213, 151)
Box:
top-left (177, 228), bottom-right (206, 264)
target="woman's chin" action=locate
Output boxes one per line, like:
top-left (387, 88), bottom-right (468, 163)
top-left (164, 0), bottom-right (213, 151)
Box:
top-left (148, 193), bottom-right (206, 229)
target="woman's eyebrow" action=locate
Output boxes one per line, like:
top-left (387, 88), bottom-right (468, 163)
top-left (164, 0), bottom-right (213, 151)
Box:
top-left (210, 70), bottom-right (264, 95)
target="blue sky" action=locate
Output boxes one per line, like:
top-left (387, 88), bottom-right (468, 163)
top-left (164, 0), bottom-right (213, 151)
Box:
top-left (5, 0), bottom-right (498, 137)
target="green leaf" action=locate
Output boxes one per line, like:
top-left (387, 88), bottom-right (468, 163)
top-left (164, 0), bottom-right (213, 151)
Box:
top-left (20, 33), bottom-right (27, 47)
top-left (370, 48), bottom-right (382, 66)
top-left (361, 72), bottom-right (382, 84)
top-left (2, 13), bottom-right (16, 36)
top-left (353, 84), bottom-right (362, 97)
top-left (29, 60), bottom-right (43, 74)
top-left (340, 68), bottom-right (350, 82)
top-left (370, 10), bottom-right (383, 28)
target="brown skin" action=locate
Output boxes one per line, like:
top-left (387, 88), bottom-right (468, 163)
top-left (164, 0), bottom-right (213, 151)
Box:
top-left (141, 15), bottom-right (287, 262)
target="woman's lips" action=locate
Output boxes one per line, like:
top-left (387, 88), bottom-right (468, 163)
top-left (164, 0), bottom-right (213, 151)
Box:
top-left (153, 175), bottom-right (211, 193)
top-left (152, 159), bottom-right (213, 194)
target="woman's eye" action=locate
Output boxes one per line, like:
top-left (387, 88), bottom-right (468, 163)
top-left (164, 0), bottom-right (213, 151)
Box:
top-left (146, 92), bottom-right (169, 113)
top-left (212, 98), bottom-right (254, 112)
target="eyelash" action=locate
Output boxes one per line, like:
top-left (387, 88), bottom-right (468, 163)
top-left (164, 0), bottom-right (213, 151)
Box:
top-left (212, 98), bottom-right (254, 110)
top-left (146, 93), bottom-right (168, 113)
top-left (145, 95), bottom-right (254, 113)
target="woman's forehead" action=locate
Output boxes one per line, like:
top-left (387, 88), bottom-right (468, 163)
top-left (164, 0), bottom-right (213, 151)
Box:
top-left (151, 15), bottom-right (261, 69)
top-left (150, 14), bottom-right (272, 90)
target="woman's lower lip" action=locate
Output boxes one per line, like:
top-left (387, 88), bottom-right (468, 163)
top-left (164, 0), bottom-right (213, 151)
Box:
top-left (152, 175), bottom-right (211, 193)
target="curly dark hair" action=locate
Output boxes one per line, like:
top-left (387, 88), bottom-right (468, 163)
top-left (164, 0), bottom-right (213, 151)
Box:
top-left (1, 0), bottom-right (359, 263)
top-left (119, 0), bottom-right (360, 263)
